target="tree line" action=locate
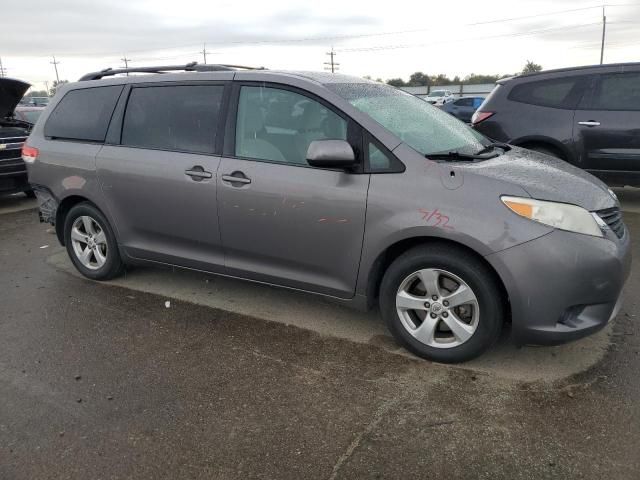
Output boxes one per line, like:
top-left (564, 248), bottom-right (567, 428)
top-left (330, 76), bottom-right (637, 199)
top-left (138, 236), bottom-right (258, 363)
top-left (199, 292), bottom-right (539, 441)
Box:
top-left (372, 60), bottom-right (542, 87)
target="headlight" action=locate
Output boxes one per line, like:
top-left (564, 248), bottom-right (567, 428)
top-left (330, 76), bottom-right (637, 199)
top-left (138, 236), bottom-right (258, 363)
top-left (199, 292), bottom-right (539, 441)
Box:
top-left (501, 196), bottom-right (603, 237)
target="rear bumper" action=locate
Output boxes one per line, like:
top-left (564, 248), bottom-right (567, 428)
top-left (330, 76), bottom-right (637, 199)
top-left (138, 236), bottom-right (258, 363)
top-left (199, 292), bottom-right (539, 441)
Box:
top-left (486, 227), bottom-right (631, 346)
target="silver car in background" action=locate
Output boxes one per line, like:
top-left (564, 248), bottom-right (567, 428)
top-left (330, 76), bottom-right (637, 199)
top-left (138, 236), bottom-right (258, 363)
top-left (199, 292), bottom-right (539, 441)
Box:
top-left (24, 64), bottom-right (631, 363)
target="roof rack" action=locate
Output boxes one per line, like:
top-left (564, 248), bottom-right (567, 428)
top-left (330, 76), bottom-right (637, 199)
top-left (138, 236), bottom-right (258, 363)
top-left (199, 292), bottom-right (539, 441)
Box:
top-left (79, 62), bottom-right (265, 81)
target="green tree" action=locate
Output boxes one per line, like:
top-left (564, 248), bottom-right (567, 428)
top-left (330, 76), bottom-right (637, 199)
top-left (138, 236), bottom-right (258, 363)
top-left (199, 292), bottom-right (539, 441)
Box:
top-left (463, 73), bottom-right (502, 84)
top-left (407, 71), bottom-right (431, 87)
top-left (386, 78), bottom-right (406, 87)
top-left (49, 79), bottom-right (69, 96)
top-left (522, 60), bottom-right (542, 74)
top-left (24, 90), bottom-right (49, 98)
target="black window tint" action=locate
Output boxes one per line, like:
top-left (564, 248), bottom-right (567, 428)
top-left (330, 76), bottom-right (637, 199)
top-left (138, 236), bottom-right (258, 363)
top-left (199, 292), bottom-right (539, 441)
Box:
top-left (454, 98), bottom-right (473, 107)
top-left (122, 85), bottom-right (223, 153)
top-left (591, 73), bottom-right (640, 111)
top-left (44, 86), bottom-right (123, 142)
top-left (509, 78), bottom-right (580, 108)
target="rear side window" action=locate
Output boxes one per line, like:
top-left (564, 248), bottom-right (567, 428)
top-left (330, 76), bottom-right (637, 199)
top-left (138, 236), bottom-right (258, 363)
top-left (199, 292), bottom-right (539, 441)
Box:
top-left (508, 77), bottom-right (585, 109)
top-left (590, 73), bottom-right (640, 111)
top-left (44, 86), bottom-right (123, 142)
top-left (454, 98), bottom-right (473, 107)
top-left (122, 85), bottom-right (224, 154)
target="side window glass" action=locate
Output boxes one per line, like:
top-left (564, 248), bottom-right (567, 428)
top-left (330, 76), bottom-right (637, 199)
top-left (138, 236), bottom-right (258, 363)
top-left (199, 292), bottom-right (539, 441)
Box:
top-left (122, 85), bottom-right (223, 154)
top-left (235, 86), bottom-right (347, 165)
top-left (368, 141), bottom-right (395, 172)
top-left (44, 86), bottom-right (123, 142)
top-left (509, 77), bottom-right (582, 108)
top-left (591, 73), bottom-right (640, 111)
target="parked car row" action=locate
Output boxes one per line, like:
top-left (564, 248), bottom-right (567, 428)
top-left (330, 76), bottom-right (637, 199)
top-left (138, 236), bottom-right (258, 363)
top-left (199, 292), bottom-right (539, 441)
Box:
top-left (23, 64), bottom-right (629, 363)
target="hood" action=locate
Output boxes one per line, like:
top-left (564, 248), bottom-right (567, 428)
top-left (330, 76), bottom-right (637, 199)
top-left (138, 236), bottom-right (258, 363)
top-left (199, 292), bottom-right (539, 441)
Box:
top-left (0, 78), bottom-right (31, 118)
top-left (463, 147), bottom-right (617, 211)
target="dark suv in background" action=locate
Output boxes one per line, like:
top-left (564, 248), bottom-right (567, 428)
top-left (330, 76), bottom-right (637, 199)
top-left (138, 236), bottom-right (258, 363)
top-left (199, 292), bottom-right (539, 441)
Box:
top-left (472, 62), bottom-right (640, 187)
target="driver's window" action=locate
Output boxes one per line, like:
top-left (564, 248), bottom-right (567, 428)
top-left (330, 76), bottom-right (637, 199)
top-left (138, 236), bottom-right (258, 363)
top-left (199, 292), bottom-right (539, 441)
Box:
top-left (235, 86), bottom-right (348, 165)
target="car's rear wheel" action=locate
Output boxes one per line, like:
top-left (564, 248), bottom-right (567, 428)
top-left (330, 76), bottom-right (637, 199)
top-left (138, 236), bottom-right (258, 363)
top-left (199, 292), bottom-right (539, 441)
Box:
top-left (64, 203), bottom-right (125, 280)
top-left (379, 244), bottom-right (505, 363)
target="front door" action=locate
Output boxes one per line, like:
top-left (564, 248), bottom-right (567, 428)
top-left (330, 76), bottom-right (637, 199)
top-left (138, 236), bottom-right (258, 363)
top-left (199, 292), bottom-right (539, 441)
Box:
top-left (97, 83), bottom-right (226, 271)
top-left (218, 84), bottom-right (369, 298)
top-left (574, 71), bottom-right (640, 177)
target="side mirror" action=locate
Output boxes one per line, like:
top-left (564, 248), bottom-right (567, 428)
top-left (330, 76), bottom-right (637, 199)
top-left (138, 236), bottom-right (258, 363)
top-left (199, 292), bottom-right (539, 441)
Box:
top-left (306, 139), bottom-right (357, 169)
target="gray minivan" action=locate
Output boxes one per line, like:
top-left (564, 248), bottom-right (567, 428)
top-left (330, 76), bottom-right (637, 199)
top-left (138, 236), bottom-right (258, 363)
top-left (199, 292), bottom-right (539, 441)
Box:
top-left (24, 64), bottom-right (631, 363)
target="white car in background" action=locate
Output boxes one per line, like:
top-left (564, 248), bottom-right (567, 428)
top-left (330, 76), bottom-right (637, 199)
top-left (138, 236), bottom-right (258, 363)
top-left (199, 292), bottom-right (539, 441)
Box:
top-left (424, 90), bottom-right (454, 105)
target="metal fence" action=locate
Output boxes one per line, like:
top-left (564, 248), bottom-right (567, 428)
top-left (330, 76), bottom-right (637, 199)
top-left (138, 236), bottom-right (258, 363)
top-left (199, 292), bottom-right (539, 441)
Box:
top-left (401, 83), bottom-right (495, 99)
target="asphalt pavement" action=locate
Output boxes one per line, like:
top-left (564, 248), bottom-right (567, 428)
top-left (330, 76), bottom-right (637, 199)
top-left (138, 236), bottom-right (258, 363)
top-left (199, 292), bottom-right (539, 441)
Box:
top-left (1, 188), bottom-right (639, 479)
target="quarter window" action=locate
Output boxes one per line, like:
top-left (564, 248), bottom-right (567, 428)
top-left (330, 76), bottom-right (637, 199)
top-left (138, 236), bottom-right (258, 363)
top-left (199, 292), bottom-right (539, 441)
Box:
top-left (122, 85), bottom-right (223, 154)
top-left (368, 142), bottom-right (392, 172)
top-left (235, 86), bottom-right (347, 165)
top-left (44, 86), bottom-right (123, 142)
top-left (591, 73), bottom-right (640, 111)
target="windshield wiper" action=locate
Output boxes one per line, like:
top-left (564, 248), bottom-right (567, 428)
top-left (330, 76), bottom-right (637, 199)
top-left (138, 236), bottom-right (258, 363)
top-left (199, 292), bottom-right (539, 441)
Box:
top-left (475, 142), bottom-right (511, 155)
top-left (425, 150), bottom-right (497, 162)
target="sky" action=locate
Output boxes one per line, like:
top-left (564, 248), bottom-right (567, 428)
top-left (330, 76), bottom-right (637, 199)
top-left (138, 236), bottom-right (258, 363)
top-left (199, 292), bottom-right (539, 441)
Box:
top-left (2, 0), bottom-right (640, 92)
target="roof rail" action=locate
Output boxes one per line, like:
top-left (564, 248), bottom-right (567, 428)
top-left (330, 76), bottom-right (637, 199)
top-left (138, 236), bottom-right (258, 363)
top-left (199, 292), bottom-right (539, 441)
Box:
top-left (78, 62), bottom-right (265, 81)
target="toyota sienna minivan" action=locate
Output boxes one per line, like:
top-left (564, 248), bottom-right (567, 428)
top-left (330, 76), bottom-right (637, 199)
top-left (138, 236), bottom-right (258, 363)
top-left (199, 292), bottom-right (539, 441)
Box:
top-left (24, 63), bottom-right (631, 363)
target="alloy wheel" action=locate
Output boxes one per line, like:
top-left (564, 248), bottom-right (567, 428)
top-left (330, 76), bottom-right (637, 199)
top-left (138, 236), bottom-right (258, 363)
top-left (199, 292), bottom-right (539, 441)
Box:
top-left (395, 268), bottom-right (479, 348)
top-left (70, 215), bottom-right (108, 270)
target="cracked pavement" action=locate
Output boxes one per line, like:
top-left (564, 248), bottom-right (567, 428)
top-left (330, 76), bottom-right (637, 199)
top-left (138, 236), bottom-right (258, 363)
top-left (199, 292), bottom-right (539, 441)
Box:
top-left (1, 189), bottom-right (639, 479)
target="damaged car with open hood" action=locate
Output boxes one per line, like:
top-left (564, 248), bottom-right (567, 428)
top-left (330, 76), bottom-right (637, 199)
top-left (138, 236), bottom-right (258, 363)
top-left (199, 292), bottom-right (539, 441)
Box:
top-left (1, 78), bottom-right (36, 197)
top-left (24, 65), bottom-right (631, 362)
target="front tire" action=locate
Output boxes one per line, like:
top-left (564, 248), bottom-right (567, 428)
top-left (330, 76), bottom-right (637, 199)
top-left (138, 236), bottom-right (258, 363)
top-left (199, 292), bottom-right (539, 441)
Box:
top-left (64, 203), bottom-right (125, 280)
top-left (379, 244), bottom-right (505, 363)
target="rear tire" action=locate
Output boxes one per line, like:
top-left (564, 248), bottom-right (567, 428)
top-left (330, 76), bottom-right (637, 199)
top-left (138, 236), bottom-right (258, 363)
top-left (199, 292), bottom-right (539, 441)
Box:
top-left (63, 203), bottom-right (125, 280)
top-left (379, 244), bottom-right (505, 363)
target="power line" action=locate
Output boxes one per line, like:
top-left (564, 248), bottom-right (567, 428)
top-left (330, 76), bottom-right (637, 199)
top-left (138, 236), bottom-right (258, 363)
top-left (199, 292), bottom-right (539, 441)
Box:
top-left (338, 22), bottom-right (603, 53)
top-left (200, 43), bottom-right (212, 64)
top-left (600, 6), bottom-right (607, 64)
top-left (28, 4), bottom-right (635, 59)
top-left (50, 55), bottom-right (60, 82)
top-left (324, 47), bottom-right (339, 73)
top-left (121, 55), bottom-right (131, 75)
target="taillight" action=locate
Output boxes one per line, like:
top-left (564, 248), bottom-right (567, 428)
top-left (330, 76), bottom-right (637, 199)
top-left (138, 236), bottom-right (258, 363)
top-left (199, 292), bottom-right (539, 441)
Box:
top-left (471, 111), bottom-right (494, 125)
top-left (22, 145), bottom-right (39, 164)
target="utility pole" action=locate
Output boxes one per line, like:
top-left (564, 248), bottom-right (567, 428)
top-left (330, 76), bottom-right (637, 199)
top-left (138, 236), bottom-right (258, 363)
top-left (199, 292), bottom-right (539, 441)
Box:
top-left (121, 55), bottom-right (131, 75)
top-left (50, 55), bottom-right (60, 83)
top-left (0, 57), bottom-right (5, 77)
top-left (200, 43), bottom-right (211, 64)
top-left (324, 47), bottom-right (339, 73)
top-left (600, 6), bottom-right (607, 65)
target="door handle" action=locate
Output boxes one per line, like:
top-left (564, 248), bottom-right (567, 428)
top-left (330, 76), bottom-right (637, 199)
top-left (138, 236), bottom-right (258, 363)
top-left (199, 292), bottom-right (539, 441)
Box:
top-left (185, 166), bottom-right (213, 180)
top-left (221, 172), bottom-right (251, 185)
top-left (578, 121), bottom-right (601, 127)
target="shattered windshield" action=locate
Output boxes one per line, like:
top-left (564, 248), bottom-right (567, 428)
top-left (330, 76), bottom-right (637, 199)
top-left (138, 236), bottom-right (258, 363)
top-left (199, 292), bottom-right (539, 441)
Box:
top-left (327, 83), bottom-right (486, 157)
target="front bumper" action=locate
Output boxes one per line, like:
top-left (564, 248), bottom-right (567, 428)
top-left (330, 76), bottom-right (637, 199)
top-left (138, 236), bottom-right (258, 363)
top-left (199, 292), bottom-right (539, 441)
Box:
top-left (486, 227), bottom-right (631, 346)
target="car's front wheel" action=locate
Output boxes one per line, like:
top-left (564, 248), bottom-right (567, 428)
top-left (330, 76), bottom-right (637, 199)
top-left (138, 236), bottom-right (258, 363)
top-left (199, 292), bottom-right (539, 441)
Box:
top-left (379, 244), bottom-right (505, 363)
top-left (63, 203), bottom-right (125, 280)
